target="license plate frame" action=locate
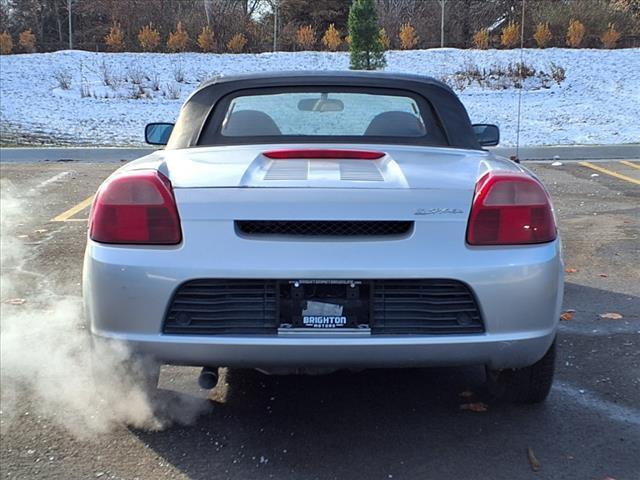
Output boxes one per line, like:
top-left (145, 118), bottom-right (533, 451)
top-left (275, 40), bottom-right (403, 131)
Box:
top-left (277, 280), bottom-right (371, 331)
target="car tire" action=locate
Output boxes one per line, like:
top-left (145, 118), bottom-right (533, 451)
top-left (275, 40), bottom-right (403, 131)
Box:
top-left (487, 339), bottom-right (556, 404)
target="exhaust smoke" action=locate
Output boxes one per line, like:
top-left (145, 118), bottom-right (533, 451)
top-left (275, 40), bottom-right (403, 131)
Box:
top-left (0, 178), bottom-right (208, 439)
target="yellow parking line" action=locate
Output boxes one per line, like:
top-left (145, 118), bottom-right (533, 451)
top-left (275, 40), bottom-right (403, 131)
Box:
top-left (51, 195), bottom-right (94, 222)
top-left (579, 162), bottom-right (640, 186)
top-left (620, 160), bottom-right (640, 170)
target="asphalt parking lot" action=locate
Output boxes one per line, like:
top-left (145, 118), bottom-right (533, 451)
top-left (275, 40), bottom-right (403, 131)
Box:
top-left (0, 157), bottom-right (639, 480)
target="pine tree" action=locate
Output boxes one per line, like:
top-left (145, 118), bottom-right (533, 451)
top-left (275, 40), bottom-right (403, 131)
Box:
top-left (378, 28), bottom-right (390, 50)
top-left (566, 19), bottom-right (585, 48)
top-left (167, 22), bottom-right (190, 52)
top-left (348, 0), bottom-right (386, 70)
top-left (601, 23), bottom-right (620, 48)
top-left (295, 25), bottom-right (316, 50)
top-left (104, 23), bottom-right (125, 52)
top-left (322, 24), bottom-right (342, 51)
top-left (398, 23), bottom-right (419, 49)
top-left (500, 21), bottom-right (519, 48)
top-left (473, 28), bottom-right (490, 49)
top-left (18, 29), bottom-right (37, 52)
top-left (138, 24), bottom-right (160, 52)
top-left (0, 31), bottom-right (13, 55)
top-left (197, 25), bottom-right (215, 52)
top-left (227, 33), bottom-right (247, 53)
top-left (533, 22), bottom-right (552, 48)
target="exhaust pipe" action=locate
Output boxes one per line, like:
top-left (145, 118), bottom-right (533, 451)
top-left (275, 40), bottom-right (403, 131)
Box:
top-left (198, 366), bottom-right (218, 390)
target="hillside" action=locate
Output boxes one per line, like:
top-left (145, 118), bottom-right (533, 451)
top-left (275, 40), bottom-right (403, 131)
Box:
top-left (1, 48), bottom-right (638, 146)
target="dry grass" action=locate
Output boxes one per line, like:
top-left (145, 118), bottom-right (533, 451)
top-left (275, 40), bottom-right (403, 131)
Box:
top-left (53, 70), bottom-right (72, 90)
top-left (442, 61), bottom-right (567, 91)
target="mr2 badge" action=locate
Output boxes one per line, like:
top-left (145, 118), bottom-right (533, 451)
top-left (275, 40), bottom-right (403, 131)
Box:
top-left (414, 208), bottom-right (464, 216)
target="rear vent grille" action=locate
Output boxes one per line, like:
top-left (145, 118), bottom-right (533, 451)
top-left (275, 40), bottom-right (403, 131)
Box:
top-left (163, 279), bottom-right (483, 336)
top-left (163, 280), bottom-right (277, 334)
top-left (236, 220), bottom-right (413, 238)
top-left (264, 159), bottom-right (384, 182)
top-left (372, 280), bottom-right (483, 334)
top-left (264, 160), bottom-right (309, 180)
top-left (339, 160), bottom-right (384, 181)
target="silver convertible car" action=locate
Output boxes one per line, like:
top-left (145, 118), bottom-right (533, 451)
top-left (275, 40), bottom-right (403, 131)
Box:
top-left (84, 72), bottom-right (563, 403)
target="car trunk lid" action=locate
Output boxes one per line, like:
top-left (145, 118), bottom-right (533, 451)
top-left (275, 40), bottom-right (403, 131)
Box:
top-left (164, 144), bottom-right (491, 191)
top-left (161, 145), bottom-right (514, 225)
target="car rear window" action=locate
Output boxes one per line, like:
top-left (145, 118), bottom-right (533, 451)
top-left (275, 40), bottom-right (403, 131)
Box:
top-left (198, 88), bottom-right (448, 146)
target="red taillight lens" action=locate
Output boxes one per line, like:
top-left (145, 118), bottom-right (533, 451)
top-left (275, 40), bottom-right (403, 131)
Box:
top-left (467, 172), bottom-right (556, 245)
top-left (90, 170), bottom-right (181, 245)
top-left (263, 149), bottom-right (385, 160)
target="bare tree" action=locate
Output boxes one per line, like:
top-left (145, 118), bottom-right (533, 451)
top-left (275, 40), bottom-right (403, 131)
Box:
top-left (203, 0), bottom-right (212, 25)
top-left (375, 0), bottom-right (438, 48)
top-left (3, 0), bottom-right (636, 52)
top-left (438, 0), bottom-right (446, 47)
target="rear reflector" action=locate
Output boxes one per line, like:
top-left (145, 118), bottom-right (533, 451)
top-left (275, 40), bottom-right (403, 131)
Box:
top-left (467, 171), bottom-right (556, 245)
top-left (90, 170), bottom-right (181, 245)
top-left (263, 149), bottom-right (385, 160)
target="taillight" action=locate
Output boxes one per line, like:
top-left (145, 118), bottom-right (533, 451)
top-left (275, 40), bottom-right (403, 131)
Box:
top-left (263, 149), bottom-right (385, 160)
top-left (467, 171), bottom-right (556, 245)
top-left (90, 170), bottom-right (181, 245)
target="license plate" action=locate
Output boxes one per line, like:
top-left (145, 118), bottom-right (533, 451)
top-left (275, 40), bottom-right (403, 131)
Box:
top-left (302, 301), bottom-right (348, 329)
top-left (278, 280), bottom-right (370, 329)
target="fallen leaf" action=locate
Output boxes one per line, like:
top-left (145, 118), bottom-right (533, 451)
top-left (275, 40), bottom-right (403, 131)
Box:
top-left (599, 273), bottom-right (608, 278)
top-left (33, 229), bottom-right (48, 234)
top-left (565, 267), bottom-right (577, 274)
top-left (527, 447), bottom-right (541, 472)
top-left (599, 312), bottom-right (623, 320)
top-left (4, 298), bottom-right (26, 305)
top-left (459, 402), bottom-right (488, 412)
top-left (560, 310), bottom-right (575, 321)
top-left (458, 390), bottom-right (474, 398)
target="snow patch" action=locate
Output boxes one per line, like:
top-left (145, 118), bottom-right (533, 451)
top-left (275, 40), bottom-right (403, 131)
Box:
top-left (1, 48), bottom-right (638, 146)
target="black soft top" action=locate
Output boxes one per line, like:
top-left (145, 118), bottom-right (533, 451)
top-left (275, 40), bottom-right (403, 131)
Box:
top-left (167, 71), bottom-right (481, 150)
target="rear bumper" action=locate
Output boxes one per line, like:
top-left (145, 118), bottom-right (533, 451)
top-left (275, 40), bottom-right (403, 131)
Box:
top-left (84, 233), bottom-right (563, 370)
top-left (92, 328), bottom-right (557, 370)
